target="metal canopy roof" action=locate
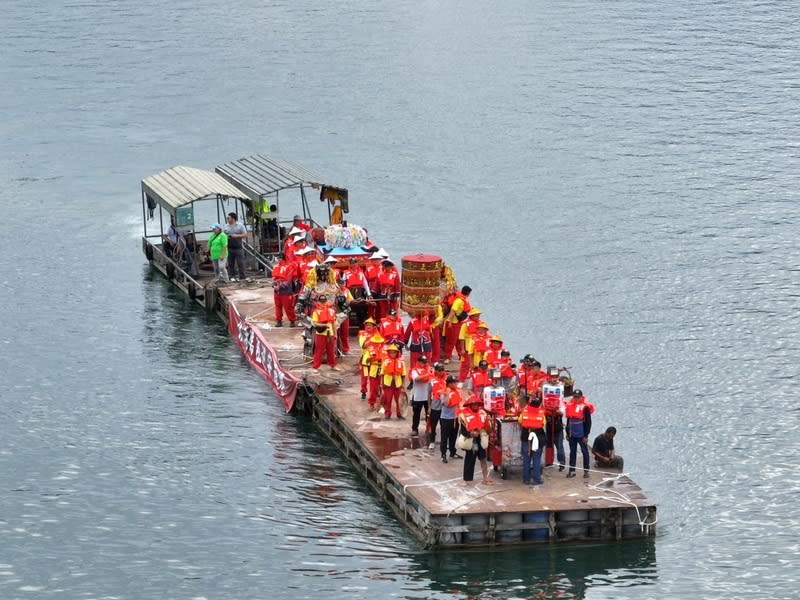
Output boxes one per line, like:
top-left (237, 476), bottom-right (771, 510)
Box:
top-left (141, 165), bottom-right (251, 212)
top-left (215, 154), bottom-right (346, 200)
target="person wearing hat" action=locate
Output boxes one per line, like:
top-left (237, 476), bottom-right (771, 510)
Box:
top-left (363, 330), bottom-right (386, 409)
top-left (404, 312), bottom-right (434, 366)
top-left (207, 223), bottom-right (229, 284)
top-left (467, 359), bottom-right (492, 397)
top-left (443, 285), bottom-right (472, 363)
top-left (427, 362), bottom-right (448, 450)
top-left (439, 375), bottom-right (463, 462)
top-left (342, 259), bottom-right (371, 328)
top-left (364, 253), bottom-right (384, 320)
top-left (484, 336), bottom-right (505, 370)
top-left (283, 231), bottom-right (306, 262)
top-left (334, 278), bottom-right (354, 355)
top-left (271, 252), bottom-right (299, 327)
top-left (409, 355), bottom-right (433, 436)
top-left (457, 309), bottom-right (484, 381)
top-left (357, 318), bottom-right (378, 400)
top-left (565, 389), bottom-right (595, 478)
top-left (469, 321), bottom-right (492, 368)
top-left (380, 344), bottom-right (407, 419)
top-left (521, 360), bottom-right (547, 401)
top-left (310, 295), bottom-right (339, 371)
top-left (379, 308), bottom-right (405, 350)
top-left (375, 259), bottom-right (401, 320)
top-left (457, 394), bottom-right (492, 485)
top-left (224, 212), bottom-right (248, 282)
top-left (292, 214), bottom-right (311, 233)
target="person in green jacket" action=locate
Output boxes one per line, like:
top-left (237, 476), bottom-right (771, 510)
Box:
top-left (208, 223), bottom-right (229, 284)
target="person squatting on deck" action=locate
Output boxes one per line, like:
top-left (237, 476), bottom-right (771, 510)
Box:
top-left (208, 223), bottom-right (229, 284)
top-left (565, 389), bottom-right (595, 478)
top-left (409, 355), bottom-right (433, 436)
top-left (592, 426), bottom-right (624, 470)
top-left (519, 396), bottom-right (547, 485)
top-left (224, 212), bottom-right (248, 282)
top-left (458, 395), bottom-right (492, 485)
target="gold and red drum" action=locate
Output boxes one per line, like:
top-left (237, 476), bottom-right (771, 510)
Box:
top-left (401, 254), bottom-right (443, 316)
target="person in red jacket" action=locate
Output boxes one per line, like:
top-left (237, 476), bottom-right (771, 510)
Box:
top-left (380, 344), bottom-right (407, 419)
top-left (404, 312), bottom-right (433, 366)
top-left (380, 308), bottom-right (405, 349)
top-left (565, 389), bottom-right (595, 478)
top-left (271, 253), bottom-right (299, 327)
top-left (375, 259), bottom-right (401, 320)
top-left (343, 258), bottom-right (371, 328)
top-left (364, 253), bottom-right (384, 320)
top-left (310, 295), bottom-right (338, 370)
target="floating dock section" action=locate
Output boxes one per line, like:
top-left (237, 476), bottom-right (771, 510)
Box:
top-left (145, 257), bottom-right (656, 548)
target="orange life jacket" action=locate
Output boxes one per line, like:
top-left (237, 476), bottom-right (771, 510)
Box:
top-left (462, 407), bottom-right (491, 432)
top-left (519, 405), bottom-right (546, 430)
top-left (565, 399), bottom-right (595, 421)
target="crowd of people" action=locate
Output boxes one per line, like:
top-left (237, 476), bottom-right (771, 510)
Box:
top-left (270, 231), bottom-right (625, 487)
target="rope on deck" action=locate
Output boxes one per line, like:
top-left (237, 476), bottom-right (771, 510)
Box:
top-left (586, 471), bottom-right (658, 534)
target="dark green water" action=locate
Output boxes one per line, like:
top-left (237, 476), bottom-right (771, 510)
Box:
top-left (1, 1), bottom-right (797, 598)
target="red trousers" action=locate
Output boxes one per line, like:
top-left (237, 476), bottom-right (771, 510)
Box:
top-left (382, 386), bottom-right (402, 417)
top-left (459, 353), bottom-right (473, 381)
top-left (274, 293), bottom-right (296, 323)
top-left (360, 368), bottom-right (368, 394)
top-left (431, 326), bottom-right (442, 362)
top-left (312, 333), bottom-right (336, 369)
top-left (444, 322), bottom-right (460, 360)
top-left (368, 375), bottom-right (381, 408)
top-left (409, 350), bottom-right (432, 367)
top-left (337, 318), bottom-right (350, 353)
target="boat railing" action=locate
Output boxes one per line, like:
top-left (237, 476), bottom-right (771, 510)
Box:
top-left (242, 241), bottom-right (275, 274)
top-left (143, 238), bottom-right (207, 302)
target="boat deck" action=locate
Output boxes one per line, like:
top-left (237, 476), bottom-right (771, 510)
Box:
top-left (206, 274), bottom-right (657, 548)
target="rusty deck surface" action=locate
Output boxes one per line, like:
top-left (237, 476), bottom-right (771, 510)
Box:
top-left (218, 278), bottom-right (655, 520)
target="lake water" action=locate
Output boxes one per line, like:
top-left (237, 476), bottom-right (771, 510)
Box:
top-left (1, 1), bottom-right (798, 598)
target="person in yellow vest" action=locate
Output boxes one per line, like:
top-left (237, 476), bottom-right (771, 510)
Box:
top-left (519, 396), bottom-right (547, 485)
top-left (310, 295), bottom-right (339, 371)
top-left (363, 331), bottom-right (385, 410)
top-left (458, 309), bottom-right (483, 380)
top-left (380, 344), bottom-right (407, 419)
top-left (443, 285), bottom-right (472, 363)
top-left (357, 318), bottom-right (378, 400)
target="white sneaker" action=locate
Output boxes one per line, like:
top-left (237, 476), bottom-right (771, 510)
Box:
top-left (428, 443), bottom-right (435, 450)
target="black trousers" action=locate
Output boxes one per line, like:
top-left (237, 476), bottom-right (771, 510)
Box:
top-left (428, 409), bottom-right (441, 445)
top-left (463, 443), bottom-right (486, 481)
top-left (440, 418), bottom-right (457, 457)
top-left (411, 401), bottom-right (428, 433)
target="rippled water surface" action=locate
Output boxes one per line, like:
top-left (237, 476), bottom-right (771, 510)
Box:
top-left (1, 1), bottom-right (798, 598)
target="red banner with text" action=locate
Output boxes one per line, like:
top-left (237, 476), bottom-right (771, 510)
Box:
top-left (228, 304), bottom-right (301, 412)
